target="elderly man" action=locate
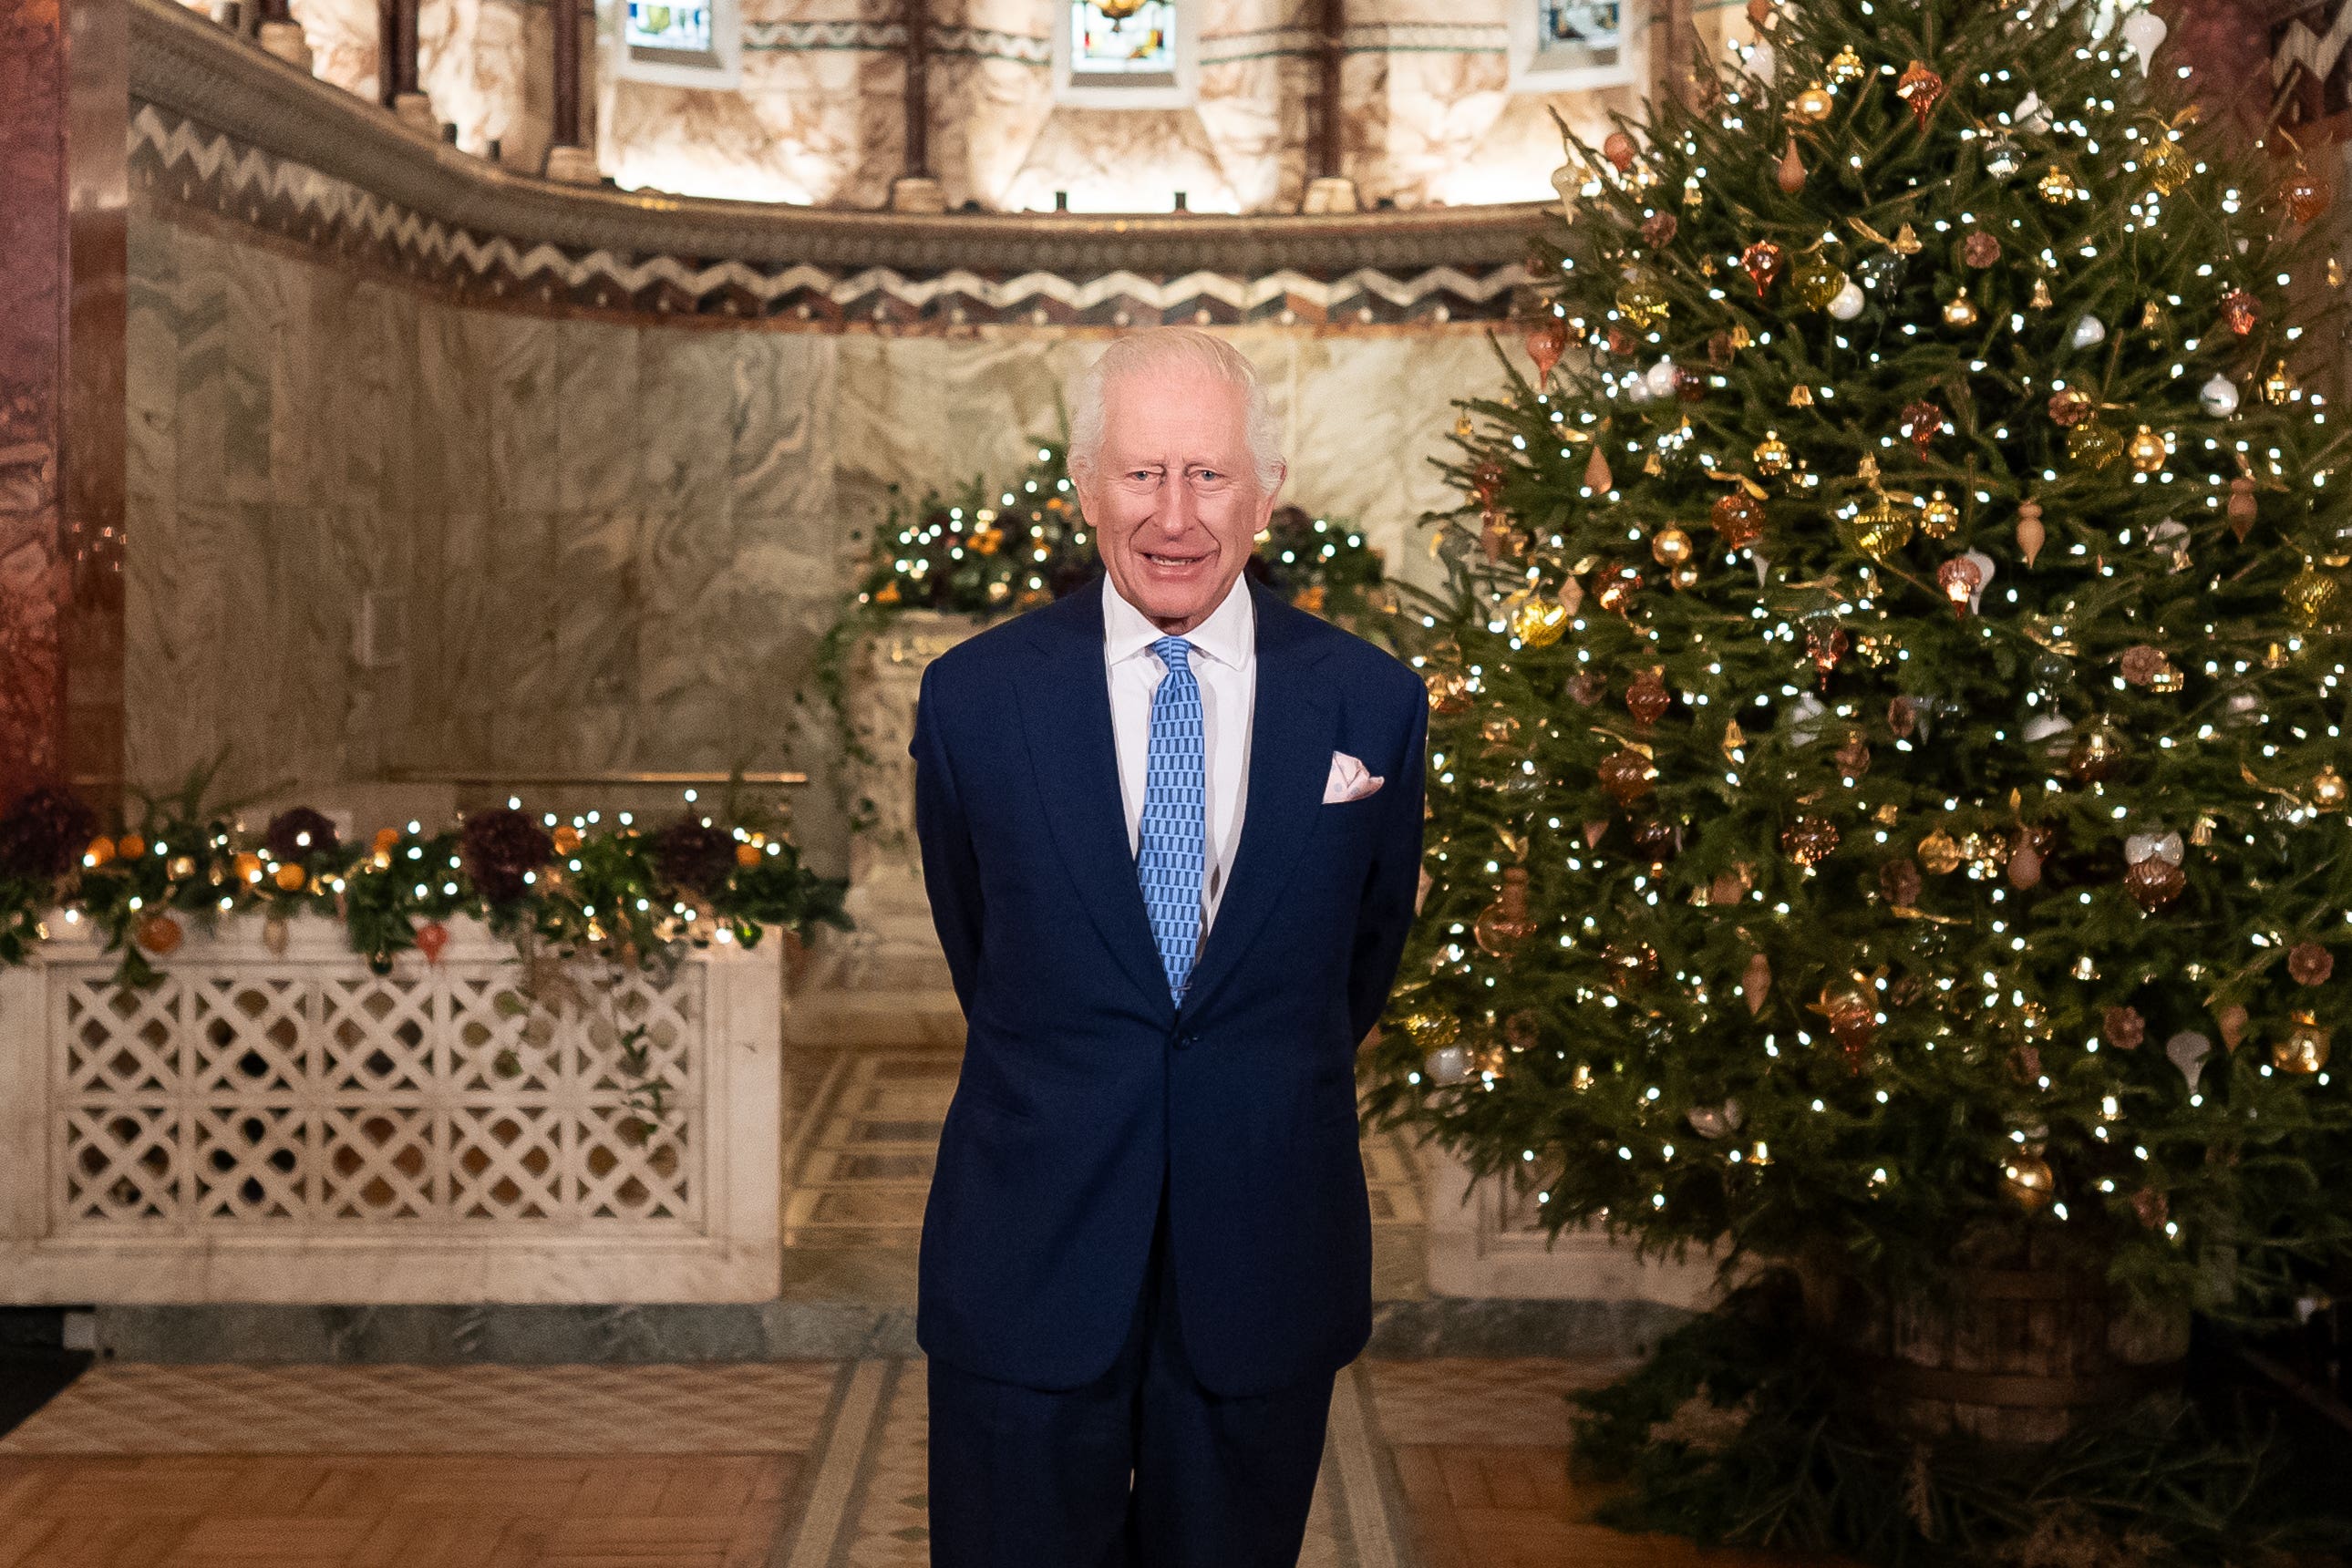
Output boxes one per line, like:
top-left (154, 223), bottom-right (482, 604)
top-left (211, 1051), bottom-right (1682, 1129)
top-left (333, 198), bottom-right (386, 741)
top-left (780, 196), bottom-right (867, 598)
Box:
top-left (908, 327), bottom-right (1428, 1566)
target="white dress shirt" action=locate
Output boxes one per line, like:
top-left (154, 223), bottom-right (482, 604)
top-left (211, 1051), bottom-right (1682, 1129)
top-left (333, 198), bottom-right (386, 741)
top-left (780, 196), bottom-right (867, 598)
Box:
top-left (1104, 572), bottom-right (1257, 934)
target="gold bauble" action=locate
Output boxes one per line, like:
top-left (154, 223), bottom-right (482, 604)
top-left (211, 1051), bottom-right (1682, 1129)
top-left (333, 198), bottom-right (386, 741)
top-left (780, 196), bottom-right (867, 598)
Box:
top-left (1651, 527), bottom-right (1696, 566)
top-left (2067, 420), bottom-right (2122, 469)
top-left (2126, 425), bottom-right (2168, 473)
top-left (2313, 764), bottom-right (2348, 809)
top-left (2037, 165), bottom-right (2084, 204)
top-left (1849, 490), bottom-right (1914, 561)
top-left (1507, 592), bottom-right (1571, 647)
top-left (234, 851), bottom-right (263, 883)
top-left (1790, 82), bottom-right (1835, 125)
top-left (735, 841), bottom-right (763, 867)
top-left (1942, 289), bottom-right (1980, 327)
top-left (2275, 1013), bottom-right (2332, 1075)
top-left (1828, 46), bottom-right (1865, 85)
top-left (2263, 360), bottom-right (2297, 405)
top-left (1617, 276), bottom-right (1671, 329)
top-left (1753, 430), bottom-right (1792, 476)
top-left (2144, 135), bottom-right (2192, 196)
top-left (1424, 667), bottom-right (1472, 714)
top-left (1920, 489), bottom-right (1960, 539)
top-left (273, 862), bottom-right (307, 892)
top-left (1670, 561), bottom-right (1701, 590)
top-left (2285, 565), bottom-right (2342, 627)
top-left (84, 836), bottom-right (116, 867)
top-left (1402, 1011), bottom-right (1461, 1050)
top-left (2001, 1152), bottom-right (2057, 1212)
top-left (1918, 829), bottom-right (1965, 874)
top-left (1791, 258), bottom-right (1847, 313)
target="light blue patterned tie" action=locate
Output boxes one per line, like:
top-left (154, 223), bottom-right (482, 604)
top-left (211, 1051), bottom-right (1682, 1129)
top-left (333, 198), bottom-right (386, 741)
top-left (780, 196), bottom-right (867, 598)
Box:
top-left (1137, 635), bottom-right (1206, 1002)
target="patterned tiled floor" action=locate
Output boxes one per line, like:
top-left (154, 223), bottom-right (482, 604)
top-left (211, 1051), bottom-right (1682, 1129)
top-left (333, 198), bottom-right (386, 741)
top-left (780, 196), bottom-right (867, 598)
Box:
top-left (0, 1359), bottom-right (1833, 1568)
top-left (0, 1365), bottom-right (840, 1457)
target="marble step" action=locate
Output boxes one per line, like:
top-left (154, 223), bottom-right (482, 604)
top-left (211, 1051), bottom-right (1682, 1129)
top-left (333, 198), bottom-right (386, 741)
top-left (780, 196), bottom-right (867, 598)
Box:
top-left (84, 1296), bottom-right (1694, 1365)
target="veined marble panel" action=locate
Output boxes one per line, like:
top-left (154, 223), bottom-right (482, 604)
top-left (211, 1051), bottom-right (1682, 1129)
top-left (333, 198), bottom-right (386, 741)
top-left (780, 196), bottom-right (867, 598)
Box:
top-left (605, 46), bottom-right (904, 206)
top-left (291, 0), bottom-right (380, 100)
top-left (420, 0), bottom-right (530, 154)
top-left (127, 198), bottom-right (1512, 869)
top-left (930, 54), bottom-right (1057, 211)
top-left (1197, 56), bottom-right (1303, 214)
top-left (1358, 47), bottom-right (1513, 209)
top-left (1003, 107), bottom-right (1244, 214)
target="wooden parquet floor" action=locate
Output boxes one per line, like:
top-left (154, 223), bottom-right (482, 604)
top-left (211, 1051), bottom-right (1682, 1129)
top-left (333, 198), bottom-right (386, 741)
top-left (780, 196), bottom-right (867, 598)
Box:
top-left (0, 1454), bottom-right (796, 1568)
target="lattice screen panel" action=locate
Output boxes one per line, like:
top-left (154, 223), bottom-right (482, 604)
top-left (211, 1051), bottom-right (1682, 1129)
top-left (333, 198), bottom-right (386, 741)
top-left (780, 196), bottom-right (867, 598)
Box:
top-left (48, 961), bottom-right (706, 1236)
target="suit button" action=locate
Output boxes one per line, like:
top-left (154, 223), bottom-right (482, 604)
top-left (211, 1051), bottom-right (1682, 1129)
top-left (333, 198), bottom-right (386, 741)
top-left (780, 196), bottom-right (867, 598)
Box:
top-left (1175, 1031), bottom-right (1199, 1050)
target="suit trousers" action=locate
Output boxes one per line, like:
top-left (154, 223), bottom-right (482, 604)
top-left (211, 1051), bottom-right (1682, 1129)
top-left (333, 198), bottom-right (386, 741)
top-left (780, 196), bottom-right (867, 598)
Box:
top-left (924, 1174), bottom-right (1337, 1568)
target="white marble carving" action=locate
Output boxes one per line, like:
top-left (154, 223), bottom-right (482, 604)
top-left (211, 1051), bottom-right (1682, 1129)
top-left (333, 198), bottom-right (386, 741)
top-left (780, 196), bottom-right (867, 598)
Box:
top-left (1424, 1144), bottom-right (1722, 1306)
top-left (290, 0), bottom-right (381, 100)
top-left (421, 0), bottom-right (531, 153)
top-left (0, 911), bottom-right (783, 1304)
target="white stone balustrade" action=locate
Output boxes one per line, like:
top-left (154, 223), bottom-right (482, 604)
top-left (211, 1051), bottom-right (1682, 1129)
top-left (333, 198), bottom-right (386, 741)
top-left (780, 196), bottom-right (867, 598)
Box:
top-left (0, 910), bottom-right (781, 1304)
top-left (1424, 1144), bottom-right (1722, 1309)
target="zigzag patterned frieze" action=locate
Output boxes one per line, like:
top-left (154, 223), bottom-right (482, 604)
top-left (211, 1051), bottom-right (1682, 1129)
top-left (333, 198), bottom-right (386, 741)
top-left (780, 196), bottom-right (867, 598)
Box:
top-left (130, 102), bottom-right (1532, 326)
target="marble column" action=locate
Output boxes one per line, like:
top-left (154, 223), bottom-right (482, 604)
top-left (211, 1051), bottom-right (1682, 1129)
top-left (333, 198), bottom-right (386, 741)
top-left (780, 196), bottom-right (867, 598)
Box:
top-left (545, 0), bottom-right (598, 181)
top-left (381, 0), bottom-right (435, 129)
top-left (891, 0), bottom-right (945, 211)
top-left (1301, 0), bottom-right (1358, 213)
top-left (0, 0), bottom-right (127, 816)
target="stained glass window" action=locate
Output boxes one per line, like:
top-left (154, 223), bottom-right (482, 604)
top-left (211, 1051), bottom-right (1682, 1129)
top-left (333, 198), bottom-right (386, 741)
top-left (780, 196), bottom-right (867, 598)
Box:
top-left (625, 0), bottom-right (713, 56)
top-left (1068, 0), bottom-right (1176, 84)
top-left (1535, 0), bottom-right (1624, 67)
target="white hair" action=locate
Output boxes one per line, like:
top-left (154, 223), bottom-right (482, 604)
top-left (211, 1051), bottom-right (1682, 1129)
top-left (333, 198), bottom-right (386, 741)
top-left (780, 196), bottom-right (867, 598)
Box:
top-left (1068, 327), bottom-right (1285, 494)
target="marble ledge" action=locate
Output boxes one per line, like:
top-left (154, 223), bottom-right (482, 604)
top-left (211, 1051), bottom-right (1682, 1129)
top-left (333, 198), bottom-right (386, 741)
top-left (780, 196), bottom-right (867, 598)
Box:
top-left (88, 1296), bottom-right (1695, 1365)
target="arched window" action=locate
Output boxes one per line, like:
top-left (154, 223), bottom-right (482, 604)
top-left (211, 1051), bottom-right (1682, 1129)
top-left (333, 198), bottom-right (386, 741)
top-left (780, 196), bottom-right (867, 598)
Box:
top-left (1055, 0), bottom-right (1192, 107)
top-left (1510, 0), bottom-right (1640, 91)
top-left (616, 0), bottom-right (742, 88)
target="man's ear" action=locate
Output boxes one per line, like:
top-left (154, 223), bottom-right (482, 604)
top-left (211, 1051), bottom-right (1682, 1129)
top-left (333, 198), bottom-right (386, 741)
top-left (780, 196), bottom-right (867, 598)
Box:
top-left (1256, 460), bottom-right (1288, 529)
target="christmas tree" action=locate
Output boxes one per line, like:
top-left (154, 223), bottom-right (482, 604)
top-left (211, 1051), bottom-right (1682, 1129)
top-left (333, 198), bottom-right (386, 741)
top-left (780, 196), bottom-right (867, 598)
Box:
top-left (1367, 0), bottom-right (2352, 1374)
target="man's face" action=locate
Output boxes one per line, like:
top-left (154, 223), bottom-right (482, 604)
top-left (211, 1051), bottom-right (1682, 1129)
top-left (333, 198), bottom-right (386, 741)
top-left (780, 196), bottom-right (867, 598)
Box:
top-left (1078, 366), bottom-right (1282, 635)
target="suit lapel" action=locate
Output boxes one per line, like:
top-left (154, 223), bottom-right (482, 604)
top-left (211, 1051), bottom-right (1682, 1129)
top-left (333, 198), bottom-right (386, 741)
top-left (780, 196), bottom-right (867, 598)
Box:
top-left (1176, 581), bottom-right (1337, 1021)
top-left (1010, 578), bottom-right (1172, 1018)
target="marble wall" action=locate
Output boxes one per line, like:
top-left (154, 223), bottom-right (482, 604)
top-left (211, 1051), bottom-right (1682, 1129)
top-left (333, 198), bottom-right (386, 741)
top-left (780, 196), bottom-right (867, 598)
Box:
top-left (252, 0), bottom-right (1745, 210)
top-left (127, 208), bottom-right (1513, 870)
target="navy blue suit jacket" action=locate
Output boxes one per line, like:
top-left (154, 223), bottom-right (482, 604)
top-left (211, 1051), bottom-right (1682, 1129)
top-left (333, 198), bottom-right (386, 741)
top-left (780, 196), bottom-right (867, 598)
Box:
top-left (908, 573), bottom-right (1429, 1398)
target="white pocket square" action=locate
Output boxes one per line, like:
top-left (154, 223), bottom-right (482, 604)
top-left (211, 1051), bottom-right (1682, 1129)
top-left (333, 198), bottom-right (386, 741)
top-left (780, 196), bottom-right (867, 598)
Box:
top-left (1323, 750), bottom-right (1385, 804)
